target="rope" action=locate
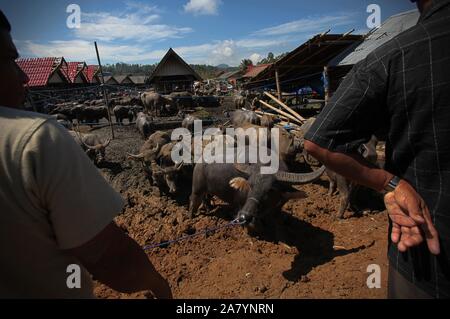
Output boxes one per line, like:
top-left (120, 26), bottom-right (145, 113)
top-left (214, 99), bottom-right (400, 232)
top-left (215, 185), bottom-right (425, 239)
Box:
top-left (142, 217), bottom-right (246, 251)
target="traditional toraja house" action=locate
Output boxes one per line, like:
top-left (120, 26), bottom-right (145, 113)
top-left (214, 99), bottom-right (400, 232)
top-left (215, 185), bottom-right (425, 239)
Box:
top-left (147, 48), bottom-right (202, 93)
top-left (326, 9), bottom-right (420, 99)
top-left (104, 75), bottom-right (119, 85)
top-left (16, 57), bottom-right (70, 89)
top-left (114, 75), bottom-right (133, 85)
top-left (129, 75), bottom-right (148, 87)
top-left (244, 33), bottom-right (364, 99)
top-left (86, 65), bottom-right (101, 84)
top-left (66, 61), bottom-right (89, 85)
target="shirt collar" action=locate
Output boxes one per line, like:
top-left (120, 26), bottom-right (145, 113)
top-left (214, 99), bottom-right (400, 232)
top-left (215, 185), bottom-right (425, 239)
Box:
top-left (419, 0), bottom-right (450, 22)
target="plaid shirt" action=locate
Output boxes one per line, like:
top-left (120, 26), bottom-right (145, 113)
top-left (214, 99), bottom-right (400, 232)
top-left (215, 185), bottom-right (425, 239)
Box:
top-left (305, 0), bottom-right (450, 298)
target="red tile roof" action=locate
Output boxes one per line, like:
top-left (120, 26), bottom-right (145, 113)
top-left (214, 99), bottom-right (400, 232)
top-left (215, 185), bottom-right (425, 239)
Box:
top-left (86, 65), bottom-right (100, 83)
top-left (67, 62), bottom-right (88, 83)
top-left (16, 57), bottom-right (69, 87)
top-left (242, 64), bottom-right (272, 79)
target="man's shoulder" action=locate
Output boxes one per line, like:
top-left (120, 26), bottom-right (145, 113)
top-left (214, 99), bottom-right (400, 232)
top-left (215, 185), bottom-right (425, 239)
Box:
top-left (365, 21), bottom-right (427, 69)
top-left (0, 106), bottom-right (68, 157)
top-left (0, 106), bottom-right (53, 133)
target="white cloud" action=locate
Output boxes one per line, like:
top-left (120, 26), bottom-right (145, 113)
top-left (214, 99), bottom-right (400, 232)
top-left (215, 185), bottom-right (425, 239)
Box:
top-left (249, 53), bottom-right (262, 65)
top-left (184, 0), bottom-right (222, 16)
top-left (75, 6), bottom-right (192, 42)
top-left (18, 40), bottom-right (167, 64)
top-left (254, 13), bottom-right (355, 36)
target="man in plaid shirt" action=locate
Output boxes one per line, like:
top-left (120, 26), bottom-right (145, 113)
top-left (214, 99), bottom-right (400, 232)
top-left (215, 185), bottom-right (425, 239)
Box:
top-left (305, 0), bottom-right (449, 298)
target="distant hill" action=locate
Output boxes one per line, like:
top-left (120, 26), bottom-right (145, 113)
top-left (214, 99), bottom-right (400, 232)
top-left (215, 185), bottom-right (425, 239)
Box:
top-left (216, 64), bottom-right (230, 69)
top-left (103, 62), bottom-right (238, 80)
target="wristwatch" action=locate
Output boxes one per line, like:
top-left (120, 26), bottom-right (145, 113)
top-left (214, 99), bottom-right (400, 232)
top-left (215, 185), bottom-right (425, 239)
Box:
top-left (382, 175), bottom-right (401, 194)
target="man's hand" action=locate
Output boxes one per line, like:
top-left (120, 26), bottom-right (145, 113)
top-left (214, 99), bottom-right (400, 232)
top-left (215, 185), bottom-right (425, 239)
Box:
top-left (66, 222), bottom-right (173, 298)
top-left (384, 180), bottom-right (440, 255)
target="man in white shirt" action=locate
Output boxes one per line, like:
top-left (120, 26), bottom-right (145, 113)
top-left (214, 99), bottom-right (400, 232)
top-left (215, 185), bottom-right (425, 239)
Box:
top-left (0, 10), bottom-right (172, 299)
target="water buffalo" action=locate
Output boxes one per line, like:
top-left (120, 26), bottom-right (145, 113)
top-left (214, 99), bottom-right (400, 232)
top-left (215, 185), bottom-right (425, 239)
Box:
top-left (79, 106), bottom-right (109, 124)
top-left (234, 95), bottom-right (246, 110)
top-left (113, 105), bottom-right (134, 125)
top-left (127, 131), bottom-right (171, 169)
top-left (141, 92), bottom-right (173, 116)
top-left (149, 142), bottom-right (185, 194)
top-left (182, 114), bottom-right (200, 133)
top-left (231, 109), bottom-right (260, 127)
top-left (69, 131), bottom-right (111, 165)
top-left (135, 112), bottom-right (154, 139)
top-left (189, 146), bottom-right (325, 231)
top-left (325, 135), bottom-right (379, 219)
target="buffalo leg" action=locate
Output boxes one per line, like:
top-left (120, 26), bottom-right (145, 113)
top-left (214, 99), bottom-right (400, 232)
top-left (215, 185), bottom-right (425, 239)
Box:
top-left (189, 193), bottom-right (203, 218)
top-left (336, 176), bottom-right (351, 219)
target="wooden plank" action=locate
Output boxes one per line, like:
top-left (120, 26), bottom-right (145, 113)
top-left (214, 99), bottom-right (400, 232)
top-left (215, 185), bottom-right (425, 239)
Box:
top-left (264, 92), bottom-right (306, 123)
top-left (259, 100), bottom-right (303, 125)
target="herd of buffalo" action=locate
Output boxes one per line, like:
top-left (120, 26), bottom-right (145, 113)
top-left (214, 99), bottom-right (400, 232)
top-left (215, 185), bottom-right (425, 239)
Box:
top-left (44, 89), bottom-right (383, 232)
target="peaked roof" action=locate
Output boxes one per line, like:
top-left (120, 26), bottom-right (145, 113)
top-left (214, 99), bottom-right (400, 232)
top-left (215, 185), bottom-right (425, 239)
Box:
top-left (217, 69), bottom-right (242, 80)
top-left (86, 65), bottom-right (100, 83)
top-left (129, 75), bottom-right (148, 84)
top-left (242, 64), bottom-right (272, 79)
top-left (16, 57), bottom-right (69, 87)
top-left (114, 75), bottom-right (133, 84)
top-left (148, 48), bottom-right (202, 82)
top-left (330, 9), bottom-right (420, 66)
top-left (104, 76), bottom-right (119, 84)
top-left (67, 61), bottom-right (88, 83)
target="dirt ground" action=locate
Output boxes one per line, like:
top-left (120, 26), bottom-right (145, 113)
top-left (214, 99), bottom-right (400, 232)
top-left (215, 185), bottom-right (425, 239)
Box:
top-left (88, 100), bottom-right (389, 299)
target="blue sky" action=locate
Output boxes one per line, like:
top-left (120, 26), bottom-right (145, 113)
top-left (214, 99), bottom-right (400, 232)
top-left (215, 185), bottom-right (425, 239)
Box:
top-left (1, 0), bottom-right (416, 66)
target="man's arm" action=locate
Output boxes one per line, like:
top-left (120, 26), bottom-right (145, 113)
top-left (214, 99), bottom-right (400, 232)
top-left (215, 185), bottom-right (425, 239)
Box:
top-left (66, 221), bottom-right (172, 299)
top-left (304, 140), bottom-right (440, 255)
top-left (304, 140), bottom-right (393, 192)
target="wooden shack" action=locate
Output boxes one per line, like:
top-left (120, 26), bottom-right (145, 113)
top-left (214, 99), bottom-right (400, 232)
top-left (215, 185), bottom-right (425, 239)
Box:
top-left (147, 48), bottom-right (202, 94)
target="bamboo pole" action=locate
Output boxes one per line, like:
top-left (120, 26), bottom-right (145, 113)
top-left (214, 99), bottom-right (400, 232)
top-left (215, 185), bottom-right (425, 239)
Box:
top-left (255, 110), bottom-right (289, 122)
top-left (264, 91), bottom-right (306, 123)
top-left (259, 100), bottom-right (303, 125)
top-left (94, 41), bottom-right (115, 139)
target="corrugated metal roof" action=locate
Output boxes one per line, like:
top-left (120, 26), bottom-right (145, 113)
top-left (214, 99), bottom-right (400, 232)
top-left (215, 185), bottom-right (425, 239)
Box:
top-left (16, 57), bottom-right (69, 87)
top-left (330, 9), bottom-right (420, 66)
top-left (246, 33), bottom-right (363, 89)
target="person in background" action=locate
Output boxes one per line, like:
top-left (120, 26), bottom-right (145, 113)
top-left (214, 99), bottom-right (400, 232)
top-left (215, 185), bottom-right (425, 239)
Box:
top-left (0, 10), bottom-right (172, 299)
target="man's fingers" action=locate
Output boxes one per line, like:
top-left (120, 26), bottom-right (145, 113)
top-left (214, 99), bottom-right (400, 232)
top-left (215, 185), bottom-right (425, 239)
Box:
top-left (385, 194), bottom-right (417, 227)
top-left (394, 182), bottom-right (425, 224)
top-left (420, 206), bottom-right (440, 255)
top-left (401, 227), bottom-right (424, 248)
top-left (391, 223), bottom-right (401, 243)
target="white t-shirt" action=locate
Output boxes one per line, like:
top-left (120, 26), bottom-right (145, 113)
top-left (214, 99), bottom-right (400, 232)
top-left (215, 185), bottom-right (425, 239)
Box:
top-left (0, 106), bottom-right (124, 298)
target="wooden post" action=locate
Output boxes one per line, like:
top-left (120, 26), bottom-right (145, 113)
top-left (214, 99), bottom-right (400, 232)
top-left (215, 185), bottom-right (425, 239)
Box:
top-left (264, 92), bottom-right (306, 123)
top-left (94, 41), bottom-right (115, 139)
top-left (275, 68), bottom-right (282, 101)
